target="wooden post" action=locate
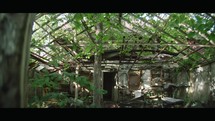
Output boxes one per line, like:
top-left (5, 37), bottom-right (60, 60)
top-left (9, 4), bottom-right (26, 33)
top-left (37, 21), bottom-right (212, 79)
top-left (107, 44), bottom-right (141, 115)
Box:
top-left (93, 22), bottom-right (103, 107)
top-left (0, 13), bottom-right (35, 108)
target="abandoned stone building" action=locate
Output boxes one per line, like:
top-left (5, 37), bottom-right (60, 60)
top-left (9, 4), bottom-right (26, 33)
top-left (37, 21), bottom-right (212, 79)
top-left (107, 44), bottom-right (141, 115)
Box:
top-left (1, 13), bottom-right (215, 108)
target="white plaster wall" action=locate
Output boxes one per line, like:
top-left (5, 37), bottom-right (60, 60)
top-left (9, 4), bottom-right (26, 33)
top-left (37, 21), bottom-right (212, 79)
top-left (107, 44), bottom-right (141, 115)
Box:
top-left (192, 65), bottom-right (210, 103)
top-left (141, 70), bottom-right (151, 89)
top-left (211, 63), bottom-right (215, 101)
top-left (117, 71), bottom-right (128, 87)
top-left (175, 64), bottom-right (213, 103)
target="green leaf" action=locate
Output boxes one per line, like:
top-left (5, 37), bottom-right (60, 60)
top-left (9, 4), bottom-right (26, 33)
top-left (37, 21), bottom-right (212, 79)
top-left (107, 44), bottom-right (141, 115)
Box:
top-left (63, 71), bottom-right (76, 81)
top-left (57, 75), bottom-right (63, 81)
top-left (187, 32), bottom-right (196, 38)
top-left (208, 35), bottom-right (215, 41)
top-left (197, 24), bottom-right (205, 32)
top-left (95, 89), bottom-right (108, 95)
top-left (49, 73), bottom-right (58, 78)
top-left (44, 77), bottom-right (50, 86)
top-left (74, 21), bottom-right (82, 29)
top-left (196, 16), bottom-right (203, 23)
top-left (75, 13), bottom-right (83, 21)
top-left (85, 45), bottom-right (92, 53)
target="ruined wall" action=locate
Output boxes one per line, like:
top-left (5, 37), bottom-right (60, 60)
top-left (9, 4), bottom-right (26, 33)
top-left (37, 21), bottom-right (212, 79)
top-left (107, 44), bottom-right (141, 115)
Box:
top-left (141, 70), bottom-right (151, 89)
top-left (117, 70), bottom-right (128, 87)
top-left (192, 65), bottom-right (211, 103)
top-left (113, 66), bottom-right (129, 102)
top-left (210, 63), bottom-right (215, 102)
top-left (128, 71), bottom-right (141, 91)
top-left (175, 62), bottom-right (215, 104)
top-left (175, 70), bottom-right (189, 99)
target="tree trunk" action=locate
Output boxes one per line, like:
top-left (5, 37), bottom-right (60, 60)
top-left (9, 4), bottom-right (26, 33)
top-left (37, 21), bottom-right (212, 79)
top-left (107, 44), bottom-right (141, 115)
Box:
top-left (93, 22), bottom-right (103, 107)
top-left (74, 64), bottom-right (80, 108)
top-left (0, 13), bottom-right (35, 108)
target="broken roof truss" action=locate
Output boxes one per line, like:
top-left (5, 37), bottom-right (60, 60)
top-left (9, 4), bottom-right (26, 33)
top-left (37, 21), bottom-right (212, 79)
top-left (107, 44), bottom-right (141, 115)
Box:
top-left (30, 13), bottom-right (215, 72)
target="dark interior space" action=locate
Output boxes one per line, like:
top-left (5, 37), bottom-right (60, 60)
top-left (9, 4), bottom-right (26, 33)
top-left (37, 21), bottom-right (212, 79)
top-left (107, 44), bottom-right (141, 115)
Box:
top-left (103, 72), bottom-right (116, 101)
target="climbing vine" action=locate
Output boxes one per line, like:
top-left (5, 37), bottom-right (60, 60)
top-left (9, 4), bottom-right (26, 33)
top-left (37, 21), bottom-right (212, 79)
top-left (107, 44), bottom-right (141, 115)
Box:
top-left (29, 13), bottom-right (215, 107)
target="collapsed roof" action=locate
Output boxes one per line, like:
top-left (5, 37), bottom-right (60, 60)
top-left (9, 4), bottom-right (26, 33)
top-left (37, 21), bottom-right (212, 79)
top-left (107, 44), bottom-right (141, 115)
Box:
top-left (30, 13), bottom-right (215, 72)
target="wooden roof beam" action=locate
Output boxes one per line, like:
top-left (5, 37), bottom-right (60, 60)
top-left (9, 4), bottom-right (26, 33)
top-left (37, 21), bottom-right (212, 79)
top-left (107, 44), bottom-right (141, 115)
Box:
top-left (131, 13), bottom-right (209, 62)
